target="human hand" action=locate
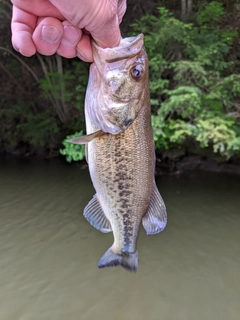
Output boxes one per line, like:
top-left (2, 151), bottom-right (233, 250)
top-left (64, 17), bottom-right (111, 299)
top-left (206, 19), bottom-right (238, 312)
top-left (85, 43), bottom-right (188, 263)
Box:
top-left (11, 0), bottom-right (126, 61)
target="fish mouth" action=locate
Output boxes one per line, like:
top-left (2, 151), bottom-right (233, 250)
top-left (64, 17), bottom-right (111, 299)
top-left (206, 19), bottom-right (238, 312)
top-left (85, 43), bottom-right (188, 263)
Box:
top-left (92, 33), bottom-right (143, 50)
top-left (92, 34), bottom-right (144, 64)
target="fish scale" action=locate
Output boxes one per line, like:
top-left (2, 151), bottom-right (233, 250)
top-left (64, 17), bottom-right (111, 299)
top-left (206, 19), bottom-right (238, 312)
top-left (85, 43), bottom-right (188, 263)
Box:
top-left (68, 34), bottom-right (167, 272)
top-left (86, 100), bottom-right (159, 265)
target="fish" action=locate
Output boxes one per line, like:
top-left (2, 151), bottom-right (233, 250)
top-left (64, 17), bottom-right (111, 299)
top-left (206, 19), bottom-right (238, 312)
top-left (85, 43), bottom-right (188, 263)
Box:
top-left (68, 34), bottom-right (167, 272)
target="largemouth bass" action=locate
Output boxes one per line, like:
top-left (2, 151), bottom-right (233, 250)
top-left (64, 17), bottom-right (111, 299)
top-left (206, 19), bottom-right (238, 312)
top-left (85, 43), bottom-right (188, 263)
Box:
top-left (69, 34), bottom-right (167, 272)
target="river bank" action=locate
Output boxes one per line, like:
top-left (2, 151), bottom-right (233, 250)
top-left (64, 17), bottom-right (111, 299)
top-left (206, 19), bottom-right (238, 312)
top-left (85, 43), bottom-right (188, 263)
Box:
top-left (1, 145), bottom-right (240, 176)
top-left (155, 154), bottom-right (240, 176)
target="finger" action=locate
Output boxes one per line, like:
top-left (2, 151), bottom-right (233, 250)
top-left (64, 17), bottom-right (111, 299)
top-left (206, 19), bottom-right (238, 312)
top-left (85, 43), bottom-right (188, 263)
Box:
top-left (86, 0), bottom-right (126, 49)
top-left (11, 0), bottom-right (65, 20)
top-left (57, 21), bottom-right (82, 59)
top-left (91, 14), bottom-right (121, 48)
top-left (94, 0), bottom-right (127, 48)
top-left (11, 5), bottom-right (37, 56)
top-left (76, 34), bottom-right (93, 62)
top-left (49, 0), bottom-right (124, 48)
top-left (117, 0), bottom-right (127, 24)
top-left (32, 17), bottom-right (64, 56)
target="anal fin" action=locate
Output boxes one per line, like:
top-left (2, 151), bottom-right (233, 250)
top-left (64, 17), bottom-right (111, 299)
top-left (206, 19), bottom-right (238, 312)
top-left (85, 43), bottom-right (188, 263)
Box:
top-left (142, 183), bottom-right (167, 235)
top-left (84, 194), bottom-right (112, 233)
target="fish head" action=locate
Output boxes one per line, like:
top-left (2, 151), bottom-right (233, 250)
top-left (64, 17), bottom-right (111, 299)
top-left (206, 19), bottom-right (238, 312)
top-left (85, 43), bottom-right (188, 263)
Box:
top-left (91, 34), bottom-right (149, 134)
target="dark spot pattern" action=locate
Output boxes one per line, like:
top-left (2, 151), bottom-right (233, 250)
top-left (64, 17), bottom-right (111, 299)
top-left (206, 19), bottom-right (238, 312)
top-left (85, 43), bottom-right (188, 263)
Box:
top-left (87, 55), bottom-right (156, 256)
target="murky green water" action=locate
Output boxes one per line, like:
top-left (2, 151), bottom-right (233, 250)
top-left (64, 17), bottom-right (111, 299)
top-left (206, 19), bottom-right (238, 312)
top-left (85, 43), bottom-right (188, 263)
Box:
top-left (0, 156), bottom-right (240, 320)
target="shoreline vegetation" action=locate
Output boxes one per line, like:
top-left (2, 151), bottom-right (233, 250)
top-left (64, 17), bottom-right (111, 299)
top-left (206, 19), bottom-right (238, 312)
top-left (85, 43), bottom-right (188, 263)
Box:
top-left (1, 147), bottom-right (240, 176)
top-left (1, 1), bottom-right (240, 170)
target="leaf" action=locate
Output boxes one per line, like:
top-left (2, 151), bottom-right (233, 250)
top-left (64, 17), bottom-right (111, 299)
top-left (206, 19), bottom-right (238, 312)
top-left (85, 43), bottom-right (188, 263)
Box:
top-left (60, 131), bottom-right (85, 162)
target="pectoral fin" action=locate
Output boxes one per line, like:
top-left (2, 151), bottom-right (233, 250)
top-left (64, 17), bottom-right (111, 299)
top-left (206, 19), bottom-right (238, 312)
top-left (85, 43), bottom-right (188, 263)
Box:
top-left (84, 194), bottom-right (112, 233)
top-left (142, 183), bottom-right (167, 235)
top-left (67, 130), bottom-right (104, 145)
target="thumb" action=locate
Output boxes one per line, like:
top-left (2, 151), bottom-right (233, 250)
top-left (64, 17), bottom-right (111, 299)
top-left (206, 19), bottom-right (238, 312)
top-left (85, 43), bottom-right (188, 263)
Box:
top-left (90, 15), bottom-right (121, 48)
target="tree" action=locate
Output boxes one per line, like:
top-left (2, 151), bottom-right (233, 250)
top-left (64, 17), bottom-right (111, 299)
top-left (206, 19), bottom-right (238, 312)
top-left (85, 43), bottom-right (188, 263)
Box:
top-left (132, 2), bottom-right (240, 159)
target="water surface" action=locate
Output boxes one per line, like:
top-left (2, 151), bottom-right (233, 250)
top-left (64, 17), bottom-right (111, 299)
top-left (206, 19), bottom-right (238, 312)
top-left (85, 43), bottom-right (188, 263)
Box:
top-left (0, 156), bottom-right (240, 320)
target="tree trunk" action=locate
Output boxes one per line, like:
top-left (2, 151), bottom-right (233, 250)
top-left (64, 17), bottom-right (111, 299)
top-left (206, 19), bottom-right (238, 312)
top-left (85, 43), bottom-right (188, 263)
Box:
top-left (56, 54), bottom-right (69, 120)
top-left (187, 0), bottom-right (192, 14)
top-left (181, 0), bottom-right (186, 17)
top-left (182, 0), bottom-right (192, 18)
top-left (36, 54), bottom-right (67, 123)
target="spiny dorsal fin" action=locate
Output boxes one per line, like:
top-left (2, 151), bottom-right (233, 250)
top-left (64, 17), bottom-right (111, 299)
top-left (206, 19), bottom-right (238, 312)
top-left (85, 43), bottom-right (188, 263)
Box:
top-left (67, 130), bottom-right (104, 145)
top-left (142, 183), bottom-right (167, 235)
top-left (84, 194), bottom-right (112, 233)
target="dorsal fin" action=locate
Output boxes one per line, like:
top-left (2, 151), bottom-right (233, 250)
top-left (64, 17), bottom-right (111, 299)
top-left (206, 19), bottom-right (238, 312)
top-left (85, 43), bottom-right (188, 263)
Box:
top-left (142, 183), bottom-right (167, 235)
top-left (84, 195), bottom-right (112, 233)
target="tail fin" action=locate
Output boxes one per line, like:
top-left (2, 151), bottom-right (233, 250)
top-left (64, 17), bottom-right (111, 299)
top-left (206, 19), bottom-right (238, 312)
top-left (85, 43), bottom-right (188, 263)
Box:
top-left (98, 247), bottom-right (138, 273)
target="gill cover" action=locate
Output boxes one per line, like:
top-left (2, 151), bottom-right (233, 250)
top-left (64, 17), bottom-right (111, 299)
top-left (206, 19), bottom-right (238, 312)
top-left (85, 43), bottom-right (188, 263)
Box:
top-left (85, 34), bottom-right (148, 134)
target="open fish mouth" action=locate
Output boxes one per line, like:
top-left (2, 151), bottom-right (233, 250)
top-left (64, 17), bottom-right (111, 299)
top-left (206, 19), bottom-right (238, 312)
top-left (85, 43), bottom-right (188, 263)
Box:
top-left (92, 34), bottom-right (144, 63)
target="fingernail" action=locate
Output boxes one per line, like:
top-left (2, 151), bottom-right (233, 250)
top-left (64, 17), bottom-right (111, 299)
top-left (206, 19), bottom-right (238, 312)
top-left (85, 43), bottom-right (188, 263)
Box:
top-left (41, 25), bottom-right (61, 44)
top-left (62, 26), bottom-right (80, 46)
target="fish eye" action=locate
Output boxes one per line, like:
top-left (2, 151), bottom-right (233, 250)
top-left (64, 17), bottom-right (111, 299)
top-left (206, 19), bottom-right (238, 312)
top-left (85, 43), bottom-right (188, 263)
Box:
top-left (130, 65), bottom-right (144, 81)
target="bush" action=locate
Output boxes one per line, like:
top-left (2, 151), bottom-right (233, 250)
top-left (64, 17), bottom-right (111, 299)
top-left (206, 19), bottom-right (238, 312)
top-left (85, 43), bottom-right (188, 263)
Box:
top-left (132, 2), bottom-right (240, 159)
top-left (60, 131), bottom-right (85, 162)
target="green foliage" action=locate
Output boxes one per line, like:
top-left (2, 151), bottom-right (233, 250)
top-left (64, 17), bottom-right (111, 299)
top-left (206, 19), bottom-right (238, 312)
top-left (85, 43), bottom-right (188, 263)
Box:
top-left (132, 2), bottom-right (240, 159)
top-left (57, 60), bottom-right (89, 162)
top-left (17, 111), bottom-right (60, 147)
top-left (0, 0), bottom-right (88, 155)
top-left (195, 115), bottom-right (240, 156)
top-left (1, 0), bottom-right (240, 162)
top-left (39, 71), bottom-right (74, 102)
top-left (197, 1), bottom-right (224, 26)
top-left (72, 60), bottom-right (89, 110)
top-left (0, 42), bottom-right (88, 155)
top-left (60, 131), bottom-right (85, 162)
top-left (157, 114), bottom-right (240, 158)
top-left (39, 60), bottom-right (89, 110)
top-left (160, 86), bottom-right (202, 118)
top-left (0, 99), bottom-right (60, 149)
